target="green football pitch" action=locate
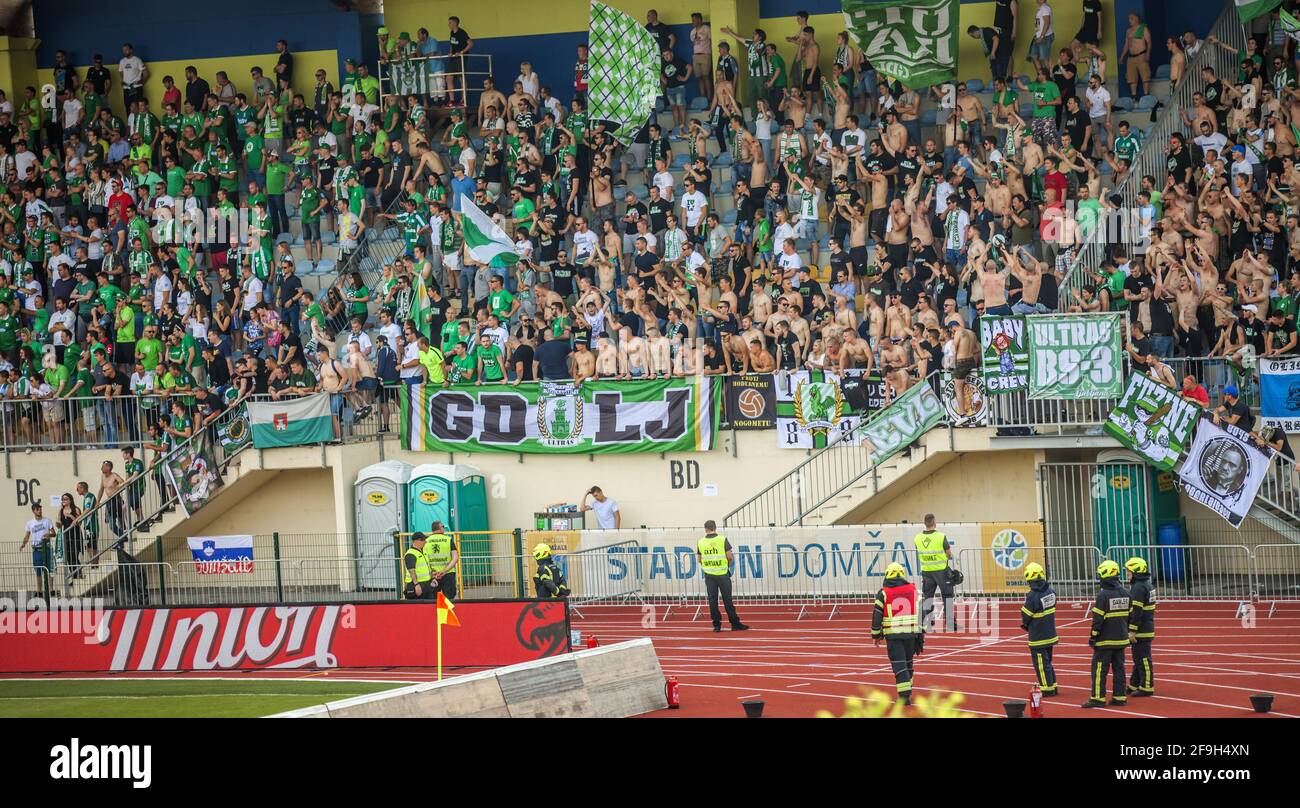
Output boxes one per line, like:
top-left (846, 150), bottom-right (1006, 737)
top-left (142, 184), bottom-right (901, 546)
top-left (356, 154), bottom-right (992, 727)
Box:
top-left (0, 678), bottom-right (406, 718)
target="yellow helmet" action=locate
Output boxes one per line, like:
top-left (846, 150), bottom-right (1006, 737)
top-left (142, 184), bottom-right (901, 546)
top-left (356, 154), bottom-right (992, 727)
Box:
top-left (884, 562), bottom-right (907, 580)
top-left (1097, 560), bottom-right (1121, 579)
top-left (1124, 557), bottom-right (1148, 575)
top-left (1023, 562), bottom-right (1046, 581)
top-left (532, 543), bottom-right (553, 560)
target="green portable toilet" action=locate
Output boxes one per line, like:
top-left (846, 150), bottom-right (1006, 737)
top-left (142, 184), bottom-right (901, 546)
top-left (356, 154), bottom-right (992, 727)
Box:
top-left (1090, 453), bottom-right (1152, 555)
top-left (354, 461), bottom-right (414, 591)
top-left (407, 464), bottom-right (490, 583)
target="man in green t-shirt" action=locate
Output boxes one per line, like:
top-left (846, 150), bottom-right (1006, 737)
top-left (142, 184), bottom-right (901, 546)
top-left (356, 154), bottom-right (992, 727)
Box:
top-left (243, 120), bottom-right (265, 184)
top-left (135, 326), bottom-right (163, 372)
top-left (1018, 71), bottom-right (1061, 147)
top-left (486, 276), bottom-right (518, 324)
top-left (299, 175), bottom-right (326, 263)
top-left (447, 341), bottom-right (477, 385)
top-left (264, 153), bottom-right (292, 237)
top-left (474, 334), bottom-right (505, 384)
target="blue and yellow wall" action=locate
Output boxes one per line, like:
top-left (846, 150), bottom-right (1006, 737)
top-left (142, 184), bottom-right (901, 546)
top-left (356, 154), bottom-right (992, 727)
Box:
top-left (28, 0), bottom-right (362, 116)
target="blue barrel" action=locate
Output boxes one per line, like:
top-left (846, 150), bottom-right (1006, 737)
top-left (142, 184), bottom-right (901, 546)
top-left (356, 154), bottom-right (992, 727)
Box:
top-left (1156, 522), bottom-right (1186, 583)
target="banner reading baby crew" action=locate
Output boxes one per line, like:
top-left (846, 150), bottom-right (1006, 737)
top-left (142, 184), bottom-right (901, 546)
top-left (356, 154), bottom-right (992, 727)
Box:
top-left (402, 378), bottom-right (721, 454)
top-left (980, 315), bottom-right (1029, 394)
top-left (1103, 372), bottom-right (1202, 471)
top-left (1260, 357), bottom-right (1300, 432)
top-left (841, 0), bottom-right (958, 89)
top-left (1177, 413), bottom-right (1276, 528)
top-left (1027, 313), bottom-right (1124, 400)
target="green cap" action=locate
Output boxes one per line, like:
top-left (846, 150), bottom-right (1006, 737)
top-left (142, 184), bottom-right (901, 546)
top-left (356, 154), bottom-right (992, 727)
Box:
top-left (345, 58), bottom-right (356, 67)
top-left (377, 26), bottom-right (389, 35)
top-left (398, 31), bottom-right (411, 40)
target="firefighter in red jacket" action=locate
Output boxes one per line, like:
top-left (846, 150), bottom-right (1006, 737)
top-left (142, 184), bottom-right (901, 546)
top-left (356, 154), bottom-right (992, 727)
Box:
top-left (871, 562), bottom-right (924, 705)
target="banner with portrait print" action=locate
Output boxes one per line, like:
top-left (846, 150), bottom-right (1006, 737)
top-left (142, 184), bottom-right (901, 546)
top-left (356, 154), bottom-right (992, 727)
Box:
top-left (1176, 413), bottom-right (1276, 528)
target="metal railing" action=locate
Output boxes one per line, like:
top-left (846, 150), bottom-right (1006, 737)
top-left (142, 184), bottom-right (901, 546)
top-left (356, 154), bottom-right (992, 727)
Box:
top-left (1, 393), bottom-right (173, 453)
top-left (1100, 543), bottom-right (1254, 600)
top-left (376, 52), bottom-right (494, 110)
top-left (1056, 3), bottom-right (1247, 307)
top-left (725, 373), bottom-right (947, 528)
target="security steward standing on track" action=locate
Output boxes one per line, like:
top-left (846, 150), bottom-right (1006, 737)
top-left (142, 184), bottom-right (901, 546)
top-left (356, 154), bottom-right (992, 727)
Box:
top-left (913, 513), bottom-right (957, 632)
top-left (403, 533), bottom-right (435, 600)
top-left (871, 562), bottom-right (923, 706)
top-left (1019, 562), bottom-right (1059, 697)
top-left (532, 543), bottom-right (571, 598)
top-left (1125, 556), bottom-right (1156, 697)
top-left (1083, 560), bottom-right (1131, 708)
top-left (696, 520), bottom-right (751, 632)
top-left (424, 521), bottom-right (459, 598)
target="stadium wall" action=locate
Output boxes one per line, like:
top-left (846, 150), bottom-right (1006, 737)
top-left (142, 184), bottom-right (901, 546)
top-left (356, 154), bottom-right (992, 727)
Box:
top-left (29, 0), bottom-right (362, 117)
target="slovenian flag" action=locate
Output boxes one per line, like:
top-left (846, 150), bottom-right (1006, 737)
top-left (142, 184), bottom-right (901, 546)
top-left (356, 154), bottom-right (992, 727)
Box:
top-left (457, 195), bottom-right (518, 266)
top-left (437, 592), bottom-right (461, 627)
top-left (187, 535), bottom-right (254, 574)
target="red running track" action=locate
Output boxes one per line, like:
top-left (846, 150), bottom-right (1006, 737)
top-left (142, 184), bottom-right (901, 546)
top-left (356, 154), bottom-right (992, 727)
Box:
top-left (571, 600), bottom-right (1300, 718)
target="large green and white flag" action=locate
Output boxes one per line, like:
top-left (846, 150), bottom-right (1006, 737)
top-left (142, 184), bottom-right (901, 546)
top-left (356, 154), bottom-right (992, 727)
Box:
top-left (1103, 372), bottom-right (1203, 471)
top-left (588, 1), bottom-right (662, 145)
top-left (1236, 0), bottom-right (1284, 23)
top-left (980, 315), bottom-right (1029, 395)
top-left (842, 0), bottom-right (958, 89)
top-left (1027, 313), bottom-right (1124, 400)
top-left (402, 378), bottom-right (721, 453)
top-left (457, 195), bottom-right (518, 266)
top-left (249, 393), bottom-right (334, 448)
top-left (1282, 8), bottom-right (1300, 42)
top-left (856, 381), bottom-right (946, 466)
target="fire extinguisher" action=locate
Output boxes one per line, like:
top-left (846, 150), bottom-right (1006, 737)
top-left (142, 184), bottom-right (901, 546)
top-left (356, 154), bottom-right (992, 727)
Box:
top-left (666, 676), bottom-right (680, 709)
top-left (586, 635), bottom-right (600, 649)
top-left (1029, 684), bottom-right (1043, 718)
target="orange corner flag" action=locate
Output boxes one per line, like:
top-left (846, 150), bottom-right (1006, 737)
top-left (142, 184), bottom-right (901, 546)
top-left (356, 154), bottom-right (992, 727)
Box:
top-left (437, 592), bottom-right (461, 627)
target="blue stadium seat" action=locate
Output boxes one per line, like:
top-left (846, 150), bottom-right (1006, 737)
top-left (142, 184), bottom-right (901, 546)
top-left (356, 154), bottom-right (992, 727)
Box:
top-left (382, 227), bottom-right (401, 241)
top-left (721, 209), bottom-right (738, 225)
top-left (1135, 95), bottom-right (1158, 111)
top-left (689, 97), bottom-right (708, 111)
top-left (1154, 64), bottom-right (1171, 79)
top-left (295, 259), bottom-right (313, 275)
top-left (714, 152), bottom-right (733, 166)
top-left (275, 233), bottom-right (292, 244)
top-left (316, 258), bottom-right (337, 275)
top-left (671, 153), bottom-right (691, 168)
top-left (966, 78), bottom-right (984, 93)
top-left (321, 230), bottom-right (337, 245)
top-left (1113, 97), bottom-right (1134, 111)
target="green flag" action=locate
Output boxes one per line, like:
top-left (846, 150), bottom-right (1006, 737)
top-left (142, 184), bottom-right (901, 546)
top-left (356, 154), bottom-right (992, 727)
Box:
top-left (1282, 8), bottom-right (1300, 42)
top-left (457, 195), bottom-right (518, 266)
top-left (249, 393), bottom-right (334, 448)
top-left (587, 1), bottom-right (661, 145)
top-left (980, 315), bottom-right (1029, 395)
top-left (1236, 0), bottom-right (1284, 23)
top-left (842, 0), bottom-right (958, 89)
top-left (410, 267), bottom-right (432, 340)
top-left (1027, 313), bottom-right (1124, 400)
top-left (1103, 372), bottom-right (1203, 471)
top-left (856, 382), bottom-right (946, 466)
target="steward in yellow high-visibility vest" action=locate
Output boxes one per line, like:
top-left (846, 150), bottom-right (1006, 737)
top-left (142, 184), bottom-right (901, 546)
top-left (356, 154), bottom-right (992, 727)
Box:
top-left (912, 513), bottom-right (956, 632)
top-left (422, 520), bottom-right (459, 598)
top-left (871, 562), bottom-right (923, 705)
top-left (1019, 562), bottom-right (1058, 696)
top-left (695, 519), bottom-right (750, 633)
top-left (1083, 560), bottom-right (1131, 708)
top-left (403, 533), bottom-right (435, 600)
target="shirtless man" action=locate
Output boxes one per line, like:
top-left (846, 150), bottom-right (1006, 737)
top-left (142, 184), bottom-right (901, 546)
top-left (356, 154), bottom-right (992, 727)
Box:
top-left (882, 198), bottom-right (911, 271)
top-left (977, 259), bottom-right (1010, 315)
top-left (839, 328), bottom-right (873, 372)
top-left (985, 171), bottom-right (1012, 217)
top-left (885, 293), bottom-right (912, 341)
top-left (572, 340), bottom-right (596, 385)
top-left (645, 326), bottom-right (672, 378)
top-left (616, 328), bottom-right (650, 380)
top-left (915, 296), bottom-right (940, 331)
top-left (1009, 248), bottom-right (1048, 314)
top-left (750, 284), bottom-right (774, 331)
top-left (951, 323), bottom-right (980, 416)
top-left (883, 109), bottom-right (909, 155)
top-left (864, 295), bottom-right (886, 352)
top-left (594, 336), bottom-right (620, 378)
top-left (747, 338), bottom-right (776, 372)
top-left (879, 338), bottom-right (913, 401)
top-left (99, 460), bottom-right (126, 538)
top-left (906, 181), bottom-right (936, 257)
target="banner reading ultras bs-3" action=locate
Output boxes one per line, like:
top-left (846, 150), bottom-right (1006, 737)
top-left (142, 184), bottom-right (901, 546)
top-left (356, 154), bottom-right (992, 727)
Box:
top-left (401, 378), bottom-right (722, 453)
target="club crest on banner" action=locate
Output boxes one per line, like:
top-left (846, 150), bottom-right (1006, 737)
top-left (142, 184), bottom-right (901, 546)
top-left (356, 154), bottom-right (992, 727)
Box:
top-left (536, 382), bottom-right (584, 448)
top-left (943, 371), bottom-right (986, 427)
top-left (793, 379), bottom-right (844, 435)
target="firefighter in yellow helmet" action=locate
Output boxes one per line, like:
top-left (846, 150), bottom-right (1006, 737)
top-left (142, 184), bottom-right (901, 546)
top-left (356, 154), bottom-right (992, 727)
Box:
top-left (1019, 562), bottom-right (1058, 696)
top-left (402, 533), bottom-right (435, 600)
top-left (532, 543), bottom-right (571, 598)
top-left (1083, 559), bottom-right (1131, 708)
top-left (870, 562), bottom-right (922, 705)
top-left (1125, 556), bottom-right (1156, 697)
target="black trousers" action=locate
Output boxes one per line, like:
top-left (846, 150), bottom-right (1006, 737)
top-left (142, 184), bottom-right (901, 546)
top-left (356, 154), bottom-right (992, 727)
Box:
top-left (921, 570), bottom-right (956, 632)
top-left (434, 572), bottom-right (458, 599)
top-left (1030, 645), bottom-right (1058, 694)
top-left (403, 581), bottom-right (436, 600)
top-left (1129, 639), bottom-right (1154, 693)
top-left (885, 635), bottom-right (917, 695)
top-left (704, 574), bottom-right (743, 628)
top-left (1090, 646), bottom-right (1127, 702)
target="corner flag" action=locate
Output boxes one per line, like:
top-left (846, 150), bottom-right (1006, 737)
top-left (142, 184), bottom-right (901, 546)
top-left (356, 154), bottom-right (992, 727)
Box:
top-left (437, 592), bottom-right (461, 627)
